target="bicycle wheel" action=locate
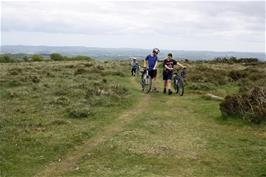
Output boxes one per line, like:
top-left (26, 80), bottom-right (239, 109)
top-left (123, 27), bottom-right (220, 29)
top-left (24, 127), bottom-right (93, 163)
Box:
top-left (173, 75), bottom-right (179, 93)
top-left (174, 76), bottom-right (184, 96)
top-left (142, 74), bottom-right (152, 93)
top-left (177, 78), bottom-right (184, 96)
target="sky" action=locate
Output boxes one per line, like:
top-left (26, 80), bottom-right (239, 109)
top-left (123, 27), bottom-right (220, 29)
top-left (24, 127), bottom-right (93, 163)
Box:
top-left (1, 1), bottom-right (265, 52)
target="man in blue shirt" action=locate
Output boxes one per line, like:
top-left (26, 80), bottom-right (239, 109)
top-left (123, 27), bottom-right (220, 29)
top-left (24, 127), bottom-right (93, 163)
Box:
top-left (144, 48), bottom-right (160, 91)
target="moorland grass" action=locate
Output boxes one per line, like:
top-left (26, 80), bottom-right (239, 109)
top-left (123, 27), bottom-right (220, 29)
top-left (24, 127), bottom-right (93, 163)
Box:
top-left (0, 60), bottom-right (265, 177)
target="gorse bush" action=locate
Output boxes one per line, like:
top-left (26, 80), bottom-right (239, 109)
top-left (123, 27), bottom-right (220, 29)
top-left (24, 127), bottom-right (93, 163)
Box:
top-left (220, 87), bottom-right (266, 124)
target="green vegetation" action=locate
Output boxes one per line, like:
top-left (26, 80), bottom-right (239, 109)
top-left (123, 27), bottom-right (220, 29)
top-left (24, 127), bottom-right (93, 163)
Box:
top-left (32, 54), bottom-right (44, 61)
top-left (220, 87), bottom-right (266, 123)
top-left (50, 53), bottom-right (64, 61)
top-left (0, 53), bottom-right (93, 63)
top-left (0, 58), bottom-right (265, 177)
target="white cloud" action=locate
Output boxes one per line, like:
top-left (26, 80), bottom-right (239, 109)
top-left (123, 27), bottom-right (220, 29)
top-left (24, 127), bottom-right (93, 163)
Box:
top-left (1, 1), bottom-right (265, 52)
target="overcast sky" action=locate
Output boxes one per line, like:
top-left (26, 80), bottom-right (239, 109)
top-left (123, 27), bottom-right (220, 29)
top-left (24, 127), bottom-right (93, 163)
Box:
top-left (1, 1), bottom-right (265, 52)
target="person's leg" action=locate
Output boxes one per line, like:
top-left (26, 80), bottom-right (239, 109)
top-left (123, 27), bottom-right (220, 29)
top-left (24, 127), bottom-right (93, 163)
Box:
top-left (131, 68), bottom-right (134, 76)
top-left (152, 70), bottom-right (158, 91)
top-left (167, 73), bottom-right (173, 95)
top-left (167, 80), bottom-right (172, 95)
top-left (163, 71), bottom-right (166, 93)
top-left (133, 68), bottom-right (136, 76)
top-left (163, 80), bottom-right (167, 94)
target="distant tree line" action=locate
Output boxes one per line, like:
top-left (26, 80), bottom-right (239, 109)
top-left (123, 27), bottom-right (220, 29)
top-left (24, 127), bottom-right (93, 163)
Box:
top-left (214, 56), bottom-right (259, 63)
top-left (0, 53), bottom-right (93, 63)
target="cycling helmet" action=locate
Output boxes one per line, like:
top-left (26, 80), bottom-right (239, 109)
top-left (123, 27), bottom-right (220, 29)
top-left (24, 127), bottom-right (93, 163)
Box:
top-left (153, 48), bottom-right (160, 55)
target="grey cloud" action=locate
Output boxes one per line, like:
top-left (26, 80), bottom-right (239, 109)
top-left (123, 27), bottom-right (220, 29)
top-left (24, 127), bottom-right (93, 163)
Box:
top-left (1, 1), bottom-right (265, 52)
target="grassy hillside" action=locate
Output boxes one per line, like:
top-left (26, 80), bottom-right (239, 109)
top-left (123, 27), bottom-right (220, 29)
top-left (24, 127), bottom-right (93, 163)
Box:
top-left (0, 59), bottom-right (265, 177)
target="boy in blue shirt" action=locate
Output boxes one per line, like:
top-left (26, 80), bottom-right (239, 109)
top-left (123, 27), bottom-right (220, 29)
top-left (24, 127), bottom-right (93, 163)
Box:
top-left (144, 48), bottom-right (160, 92)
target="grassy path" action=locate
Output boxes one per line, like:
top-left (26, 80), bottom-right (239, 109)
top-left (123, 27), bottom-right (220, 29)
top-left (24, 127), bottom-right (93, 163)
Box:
top-left (34, 78), bottom-right (150, 177)
top-left (35, 77), bottom-right (266, 177)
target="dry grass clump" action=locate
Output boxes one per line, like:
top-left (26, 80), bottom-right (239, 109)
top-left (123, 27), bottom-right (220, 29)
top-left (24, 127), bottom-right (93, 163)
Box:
top-left (8, 67), bottom-right (23, 75)
top-left (74, 68), bottom-right (88, 75)
top-left (53, 96), bottom-right (70, 106)
top-left (86, 82), bottom-right (128, 98)
top-left (85, 81), bottom-right (128, 106)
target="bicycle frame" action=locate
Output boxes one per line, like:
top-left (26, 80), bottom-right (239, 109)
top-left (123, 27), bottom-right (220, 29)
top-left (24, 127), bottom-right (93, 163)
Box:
top-left (140, 68), bottom-right (152, 93)
top-left (173, 68), bottom-right (186, 96)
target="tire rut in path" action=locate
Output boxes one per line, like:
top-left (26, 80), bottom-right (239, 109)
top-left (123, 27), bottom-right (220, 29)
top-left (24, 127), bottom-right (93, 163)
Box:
top-left (35, 79), bottom-right (148, 177)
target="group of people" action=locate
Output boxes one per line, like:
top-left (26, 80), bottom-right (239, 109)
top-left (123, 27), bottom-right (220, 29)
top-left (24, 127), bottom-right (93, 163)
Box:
top-left (131, 48), bottom-right (186, 95)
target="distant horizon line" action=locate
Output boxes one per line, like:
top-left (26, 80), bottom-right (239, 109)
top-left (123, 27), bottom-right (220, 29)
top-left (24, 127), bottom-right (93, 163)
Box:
top-left (1, 44), bottom-right (265, 54)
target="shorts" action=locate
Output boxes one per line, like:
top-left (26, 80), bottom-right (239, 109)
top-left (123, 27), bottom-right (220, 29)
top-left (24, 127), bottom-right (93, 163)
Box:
top-left (131, 68), bottom-right (136, 73)
top-left (148, 69), bottom-right (157, 79)
top-left (163, 71), bottom-right (173, 80)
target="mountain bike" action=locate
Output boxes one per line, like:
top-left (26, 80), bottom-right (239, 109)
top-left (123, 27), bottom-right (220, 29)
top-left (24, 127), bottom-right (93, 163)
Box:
top-left (173, 68), bottom-right (187, 96)
top-left (140, 67), bottom-right (152, 93)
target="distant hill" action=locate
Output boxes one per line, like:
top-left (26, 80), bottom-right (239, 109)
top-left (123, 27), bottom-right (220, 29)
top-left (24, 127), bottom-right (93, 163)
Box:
top-left (1, 45), bottom-right (265, 60)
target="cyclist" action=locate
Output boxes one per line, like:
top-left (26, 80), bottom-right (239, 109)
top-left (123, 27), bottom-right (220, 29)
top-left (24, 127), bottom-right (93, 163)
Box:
top-left (144, 48), bottom-right (160, 92)
top-left (131, 57), bottom-right (139, 76)
top-left (163, 53), bottom-right (186, 95)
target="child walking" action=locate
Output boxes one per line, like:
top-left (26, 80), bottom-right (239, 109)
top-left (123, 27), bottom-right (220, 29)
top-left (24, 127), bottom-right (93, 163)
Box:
top-left (163, 53), bottom-right (186, 95)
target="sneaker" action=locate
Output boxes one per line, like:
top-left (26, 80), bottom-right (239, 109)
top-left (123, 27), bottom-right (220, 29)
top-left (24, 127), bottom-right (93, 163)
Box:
top-left (168, 89), bottom-right (172, 95)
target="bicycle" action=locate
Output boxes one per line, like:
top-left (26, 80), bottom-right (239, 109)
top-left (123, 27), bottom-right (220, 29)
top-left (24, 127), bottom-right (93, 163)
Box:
top-left (173, 68), bottom-right (187, 96)
top-left (140, 67), bottom-right (152, 94)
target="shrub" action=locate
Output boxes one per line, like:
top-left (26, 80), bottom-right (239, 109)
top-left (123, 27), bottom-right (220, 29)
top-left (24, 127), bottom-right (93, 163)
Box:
top-left (50, 53), bottom-right (64, 61)
top-left (90, 66), bottom-right (104, 74)
top-left (68, 106), bottom-right (92, 119)
top-left (187, 66), bottom-right (228, 86)
top-left (5, 80), bottom-right (23, 87)
top-left (72, 55), bottom-right (93, 61)
top-left (31, 54), bottom-right (43, 61)
top-left (86, 83), bottom-right (128, 98)
top-left (110, 84), bottom-right (128, 96)
top-left (23, 56), bottom-right (29, 62)
top-left (30, 75), bottom-right (41, 83)
top-left (220, 87), bottom-right (266, 123)
top-left (8, 68), bottom-right (22, 75)
top-left (229, 70), bottom-right (247, 81)
top-left (102, 71), bottom-right (125, 77)
top-left (214, 57), bottom-right (259, 63)
top-left (188, 82), bottom-right (213, 91)
top-left (74, 68), bottom-right (87, 75)
top-left (84, 62), bottom-right (94, 67)
top-left (0, 54), bottom-right (16, 63)
top-left (96, 65), bottom-right (104, 70)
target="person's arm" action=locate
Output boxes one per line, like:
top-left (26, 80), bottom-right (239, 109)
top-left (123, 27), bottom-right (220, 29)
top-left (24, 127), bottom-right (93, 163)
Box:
top-left (144, 60), bottom-right (147, 68)
top-left (164, 64), bottom-right (172, 70)
top-left (153, 56), bottom-right (158, 70)
top-left (144, 56), bottom-right (148, 68)
top-left (176, 62), bottom-right (186, 68)
top-left (153, 60), bottom-right (158, 70)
